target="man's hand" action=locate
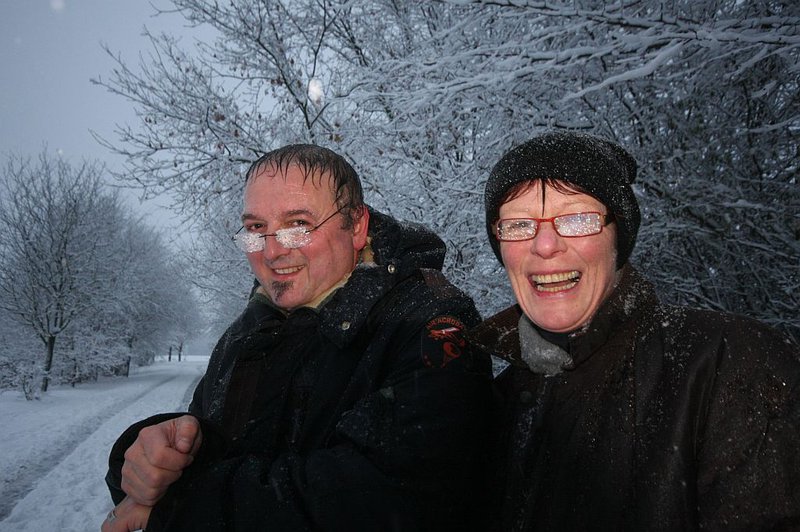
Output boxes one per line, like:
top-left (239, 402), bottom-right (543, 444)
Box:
top-left (101, 496), bottom-right (151, 532)
top-left (121, 415), bottom-right (202, 506)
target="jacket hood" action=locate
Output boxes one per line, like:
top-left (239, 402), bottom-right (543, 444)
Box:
top-left (365, 206), bottom-right (446, 278)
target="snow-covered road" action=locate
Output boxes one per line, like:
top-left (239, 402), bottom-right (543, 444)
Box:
top-left (0, 360), bottom-right (206, 531)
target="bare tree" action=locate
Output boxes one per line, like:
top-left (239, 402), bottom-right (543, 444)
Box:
top-left (0, 151), bottom-right (202, 396)
top-left (123, 225), bottom-right (189, 356)
top-left (184, 214), bottom-right (253, 330)
top-left (0, 153), bottom-right (124, 392)
top-left (93, 0), bottom-right (800, 339)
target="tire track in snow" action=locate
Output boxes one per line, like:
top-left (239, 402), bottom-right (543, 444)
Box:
top-left (0, 368), bottom-right (200, 521)
top-left (179, 371), bottom-right (202, 411)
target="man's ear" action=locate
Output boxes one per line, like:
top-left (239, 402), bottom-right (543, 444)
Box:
top-left (352, 206), bottom-right (370, 251)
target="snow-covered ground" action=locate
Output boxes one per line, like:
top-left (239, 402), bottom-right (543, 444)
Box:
top-left (0, 359), bottom-right (207, 531)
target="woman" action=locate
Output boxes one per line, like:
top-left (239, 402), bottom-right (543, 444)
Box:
top-left (470, 131), bottom-right (800, 531)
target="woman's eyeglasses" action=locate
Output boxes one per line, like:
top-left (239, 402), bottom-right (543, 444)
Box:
top-left (494, 212), bottom-right (614, 242)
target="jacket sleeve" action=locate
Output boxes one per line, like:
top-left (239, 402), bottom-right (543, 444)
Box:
top-left (105, 413), bottom-right (187, 505)
top-left (145, 299), bottom-right (493, 532)
top-left (695, 317), bottom-right (800, 531)
top-left (105, 344), bottom-right (216, 505)
top-left (104, 411), bottom-right (230, 505)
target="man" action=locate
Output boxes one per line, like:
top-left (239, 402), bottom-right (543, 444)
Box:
top-left (103, 144), bottom-right (492, 531)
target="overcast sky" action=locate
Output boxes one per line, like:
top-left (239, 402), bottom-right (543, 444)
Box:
top-left (0, 0), bottom-right (206, 228)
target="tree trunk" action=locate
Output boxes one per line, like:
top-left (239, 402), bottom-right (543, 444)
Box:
top-left (168, 346), bottom-right (172, 362)
top-left (178, 341), bottom-right (183, 362)
top-left (41, 334), bottom-right (56, 393)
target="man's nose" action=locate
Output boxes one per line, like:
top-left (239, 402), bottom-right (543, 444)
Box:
top-left (261, 234), bottom-right (291, 259)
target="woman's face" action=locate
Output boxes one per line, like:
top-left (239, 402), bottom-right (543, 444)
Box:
top-left (498, 182), bottom-right (619, 333)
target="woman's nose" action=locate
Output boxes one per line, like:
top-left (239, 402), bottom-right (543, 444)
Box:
top-left (529, 221), bottom-right (566, 258)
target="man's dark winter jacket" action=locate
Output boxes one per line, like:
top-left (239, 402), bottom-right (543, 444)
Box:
top-left (106, 208), bottom-right (493, 531)
top-left (470, 265), bottom-right (800, 532)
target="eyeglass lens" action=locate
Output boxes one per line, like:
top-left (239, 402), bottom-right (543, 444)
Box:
top-left (234, 227), bottom-right (312, 252)
top-left (498, 212), bottom-right (603, 240)
top-left (233, 207), bottom-right (342, 252)
top-left (554, 213), bottom-right (602, 236)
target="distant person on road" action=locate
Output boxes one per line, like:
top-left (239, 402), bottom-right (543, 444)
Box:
top-left (102, 144), bottom-right (492, 531)
top-left (469, 130), bottom-right (800, 531)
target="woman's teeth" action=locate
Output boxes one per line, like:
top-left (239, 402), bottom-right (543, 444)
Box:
top-left (530, 271), bottom-right (581, 292)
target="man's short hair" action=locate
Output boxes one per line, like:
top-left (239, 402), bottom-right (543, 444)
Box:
top-left (245, 144), bottom-right (365, 228)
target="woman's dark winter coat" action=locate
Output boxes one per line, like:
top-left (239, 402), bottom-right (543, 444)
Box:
top-left (106, 208), bottom-right (493, 531)
top-left (470, 265), bottom-right (800, 532)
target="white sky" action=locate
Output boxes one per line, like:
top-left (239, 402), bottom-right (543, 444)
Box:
top-left (0, 0), bottom-right (206, 228)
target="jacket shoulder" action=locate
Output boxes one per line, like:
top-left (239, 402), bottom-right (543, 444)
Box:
top-left (638, 305), bottom-right (800, 407)
top-left (368, 269), bottom-right (486, 375)
top-left (378, 268), bottom-right (480, 327)
top-left (655, 305), bottom-right (797, 357)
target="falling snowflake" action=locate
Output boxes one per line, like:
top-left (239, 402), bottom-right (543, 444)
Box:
top-left (308, 78), bottom-right (324, 107)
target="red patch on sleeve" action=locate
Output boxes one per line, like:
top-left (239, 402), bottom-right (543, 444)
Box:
top-left (422, 316), bottom-right (466, 368)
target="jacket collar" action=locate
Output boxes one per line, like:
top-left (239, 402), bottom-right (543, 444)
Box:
top-left (467, 305), bottom-right (527, 368)
top-left (568, 265), bottom-right (657, 366)
top-left (470, 265), bottom-right (659, 371)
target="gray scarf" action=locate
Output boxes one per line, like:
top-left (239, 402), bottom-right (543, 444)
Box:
top-left (518, 314), bottom-right (572, 376)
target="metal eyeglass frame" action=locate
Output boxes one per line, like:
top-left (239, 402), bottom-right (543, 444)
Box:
top-left (232, 207), bottom-right (345, 252)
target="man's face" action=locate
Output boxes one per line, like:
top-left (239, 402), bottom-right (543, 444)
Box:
top-left (241, 164), bottom-right (368, 311)
top-left (498, 182), bottom-right (618, 333)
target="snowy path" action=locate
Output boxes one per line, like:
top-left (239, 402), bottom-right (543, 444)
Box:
top-left (0, 359), bottom-right (206, 531)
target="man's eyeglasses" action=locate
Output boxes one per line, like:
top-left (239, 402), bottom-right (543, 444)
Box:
top-left (494, 212), bottom-right (614, 242)
top-left (233, 207), bottom-right (344, 252)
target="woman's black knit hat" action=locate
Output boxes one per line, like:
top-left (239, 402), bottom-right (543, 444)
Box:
top-left (485, 131), bottom-right (641, 269)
